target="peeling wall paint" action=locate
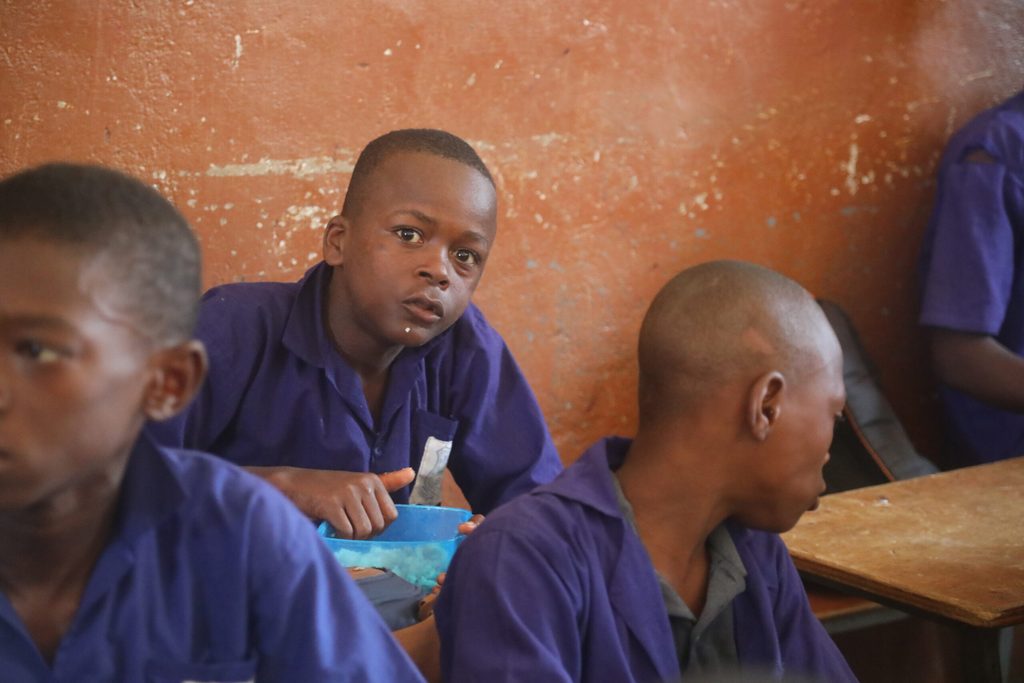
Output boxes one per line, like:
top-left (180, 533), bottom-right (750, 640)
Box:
top-left (205, 156), bottom-right (355, 179)
top-left (2, 1), bottom-right (1023, 466)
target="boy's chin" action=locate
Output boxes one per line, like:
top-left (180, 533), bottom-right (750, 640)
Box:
top-left (735, 505), bottom-right (807, 535)
top-left (395, 325), bottom-right (436, 348)
top-left (395, 318), bottom-right (457, 347)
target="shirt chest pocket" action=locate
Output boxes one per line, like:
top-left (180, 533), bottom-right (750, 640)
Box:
top-left (146, 658), bottom-right (256, 683)
top-left (409, 410), bottom-right (459, 506)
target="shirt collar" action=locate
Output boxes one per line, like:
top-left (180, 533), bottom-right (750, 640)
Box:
top-left (608, 456), bottom-right (748, 626)
top-left (282, 262), bottom-right (334, 369)
top-left (608, 471), bottom-right (748, 584)
top-left (114, 433), bottom-right (187, 544)
top-left (543, 436), bottom-right (633, 518)
top-left (281, 261), bottom-right (451, 372)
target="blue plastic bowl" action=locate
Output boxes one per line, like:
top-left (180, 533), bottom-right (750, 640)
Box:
top-left (317, 504), bottom-right (472, 589)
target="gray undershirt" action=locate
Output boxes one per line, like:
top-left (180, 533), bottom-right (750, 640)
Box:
top-left (611, 474), bottom-right (747, 676)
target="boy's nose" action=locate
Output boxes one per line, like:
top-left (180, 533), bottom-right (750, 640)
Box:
top-left (417, 251), bottom-right (450, 289)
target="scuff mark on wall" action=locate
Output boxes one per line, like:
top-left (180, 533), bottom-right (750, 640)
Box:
top-left (282, 204), bottom-right (331, 231)
top-left (843, 142), bottom-right (859, 195)
top-left (678, 190), bottom-right (717, 219)
top-left (205, 156), bottom-right (355, 179)
top-left (230, 34), bottom-right (242, 70)
top-left (532, 132), bottom-right (567, 147)
top-left (960, 68), bottom-right (993, 84)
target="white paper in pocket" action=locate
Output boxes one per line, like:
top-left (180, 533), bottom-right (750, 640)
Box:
top-left (409, 436), bottom-right (452, 505)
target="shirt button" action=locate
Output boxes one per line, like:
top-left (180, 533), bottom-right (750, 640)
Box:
top-left (373, 445), bottom-right (383, 457)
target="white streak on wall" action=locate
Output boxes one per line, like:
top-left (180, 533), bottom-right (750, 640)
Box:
top-left (205, 156), bottom-right (355, 179)
top-left (532, 132), bottom-right (567, 147)
top-left (843, 143), bottom-right (859, 196)
top-left (230, 34), bottom-right (243, 70)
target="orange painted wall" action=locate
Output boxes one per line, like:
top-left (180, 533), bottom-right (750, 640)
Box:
top-left (2, 1), bottom-right (1023, 466)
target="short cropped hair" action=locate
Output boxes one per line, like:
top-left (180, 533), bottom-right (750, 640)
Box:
top-left (341, 129), bottom-right (494, 218)
top-left (0, 163), bottom-right (200, 343)
top-left (637, 260), bottom-right (829, 424)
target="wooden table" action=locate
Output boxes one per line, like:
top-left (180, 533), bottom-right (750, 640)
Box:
top-left (782, 457), bottom-right (1024, 682)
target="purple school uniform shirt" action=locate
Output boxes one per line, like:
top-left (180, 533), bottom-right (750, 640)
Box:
top-left (0, 436), bottom-right (424, 683)
top-left (919, 90), bottom-right (1024, 464)
top-left (146, 262), bottom-right (561, 514)
top-left (435, 437), bottom-right (857, 683)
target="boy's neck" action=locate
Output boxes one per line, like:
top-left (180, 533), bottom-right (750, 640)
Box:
top-left (0, 480), bottom-right (120, 662)
top-left (323, 280), bottom-right (403, 379)
top-left (323, 276), bottom-right (404, 424)
top-left (0, 475), bottom-right (121, 594)
top-left (616, 430), bottom-right (731, 609)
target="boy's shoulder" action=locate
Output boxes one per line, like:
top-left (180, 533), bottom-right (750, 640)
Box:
top-left (192, 273), bottom-right (316, 362)
top-left (724, 520), bottom-right (795, 581)
top-left (146, 441), bottom-right (309, 535)
top-left (724, 518), bottom-right (779, 546)
top-left (461, 450), bottom-right (616, 555)
top-left (473, 481), bottom-right (574, 534)
top-left (947, 91), bottom-right (1024, 167)
top-left (143, 442), bottom-right (344, 576)
top-left (424, 302), bottom-right (514, 370)
top-left (199, 278), bottom-right (302, 323)
top-left (440, 302), bottom-right (501, 346)
top-left (157, 441), bottom-right (257, 486)
top-left (446, 487), bottom-right (602, 605)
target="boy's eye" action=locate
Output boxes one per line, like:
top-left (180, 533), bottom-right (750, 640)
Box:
top-left (453, 248), bottom-right (480, 266)
top-left (15, 340), bottom-right (62, 364)
top-left (394, 227), bottom-right (424, 244)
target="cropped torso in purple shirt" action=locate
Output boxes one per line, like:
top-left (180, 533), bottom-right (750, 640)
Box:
top-left (919, 90), bottom-right (1024, 464)
top-left (146, 261), bottom-right (561, 513)
top-left (435, 437), bottom-right (857, 683)
top-left (0, 436), bottom-right (423, 682)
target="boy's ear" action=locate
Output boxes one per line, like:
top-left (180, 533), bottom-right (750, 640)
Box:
top-left (747, 371), bottom-right (785, 441)
top-left (143, 340), bottom-right (209, 422)
top-left (323, 214), bottom-right (350, 267)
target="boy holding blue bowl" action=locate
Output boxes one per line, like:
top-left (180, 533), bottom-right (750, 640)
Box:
top-left (147, 128), bottom-right (561, 539)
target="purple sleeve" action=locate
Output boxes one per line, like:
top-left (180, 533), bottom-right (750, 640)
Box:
top-left (247, 485), bottom-right (425, 682)
top-left (445, 309), bottom-right (563, 513)
top-left (769, 539), bottom-right (858, 683)
top-left (920, 161), bottom-right (1016, 334)
top-left (435, 528), bottom-right (580, 682)
top-left (146, 288), bottom-right (263, 450)
top-left (732, 529), bottom-right (856, 681)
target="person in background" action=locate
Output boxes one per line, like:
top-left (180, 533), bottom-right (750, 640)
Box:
top-left (0, 163), bottom-right (424, 682)
top-left (145, 128), bottom-right (562, 679)
top-left (146, 128), bottom-right (561, 537)
top-left (918, 89), bottom-right (1024, 465)
top-left (436, 260), bottom-right (857, 683)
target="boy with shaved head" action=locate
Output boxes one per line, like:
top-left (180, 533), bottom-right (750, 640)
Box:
top-left (436, 261), bottom-right (857, 682)
top-left (147, 129), bottom-right (560, 541)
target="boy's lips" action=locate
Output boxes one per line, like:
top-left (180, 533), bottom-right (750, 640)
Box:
top-left (402, 295), bottom-right (444, 323)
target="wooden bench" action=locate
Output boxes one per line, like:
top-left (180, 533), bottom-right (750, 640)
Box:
top-left (805, 582), bottom-right (905, 634)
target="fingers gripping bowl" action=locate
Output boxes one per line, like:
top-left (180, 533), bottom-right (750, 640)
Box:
top-left (317, 504), bottom-right (472, 589)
